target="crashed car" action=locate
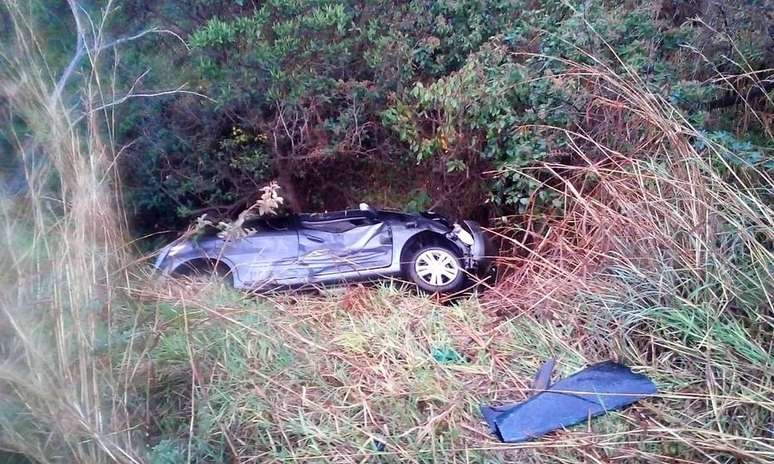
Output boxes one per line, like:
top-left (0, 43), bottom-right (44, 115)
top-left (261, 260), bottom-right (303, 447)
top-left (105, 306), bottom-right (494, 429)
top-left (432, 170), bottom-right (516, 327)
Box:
top-left (154, 207), bottom-right (491, 293)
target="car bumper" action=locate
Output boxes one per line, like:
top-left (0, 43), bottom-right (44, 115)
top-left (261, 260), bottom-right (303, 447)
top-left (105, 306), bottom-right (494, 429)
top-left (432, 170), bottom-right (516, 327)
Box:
top-left (460, 220), bottom-right (493, 275)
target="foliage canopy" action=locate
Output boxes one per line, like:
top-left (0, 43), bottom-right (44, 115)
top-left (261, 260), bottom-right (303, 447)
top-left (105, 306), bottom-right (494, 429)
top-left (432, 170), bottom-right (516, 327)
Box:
top-left (2, 0), bottom-right (772, 234)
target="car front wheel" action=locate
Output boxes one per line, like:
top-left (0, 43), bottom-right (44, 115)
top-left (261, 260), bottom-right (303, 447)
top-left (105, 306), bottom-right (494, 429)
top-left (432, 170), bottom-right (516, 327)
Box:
top-left (407, 246), bottom-right (465, 294)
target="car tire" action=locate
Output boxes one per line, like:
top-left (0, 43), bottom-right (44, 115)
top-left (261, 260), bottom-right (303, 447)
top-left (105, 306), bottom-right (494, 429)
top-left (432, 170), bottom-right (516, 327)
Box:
top-left (407, 246), bottom-right (466, 294)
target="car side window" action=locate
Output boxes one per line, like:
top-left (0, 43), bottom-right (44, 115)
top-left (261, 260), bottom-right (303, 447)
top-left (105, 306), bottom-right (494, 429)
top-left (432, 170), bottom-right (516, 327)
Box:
top-left (243, 217), bottom-right (292, 231)
top-left (301, 217), bottom-right (375, 233)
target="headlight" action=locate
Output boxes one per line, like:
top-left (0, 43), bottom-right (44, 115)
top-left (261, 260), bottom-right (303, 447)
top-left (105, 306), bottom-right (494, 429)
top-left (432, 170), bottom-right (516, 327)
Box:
top-left (452, 223), bottom-right (475, 246)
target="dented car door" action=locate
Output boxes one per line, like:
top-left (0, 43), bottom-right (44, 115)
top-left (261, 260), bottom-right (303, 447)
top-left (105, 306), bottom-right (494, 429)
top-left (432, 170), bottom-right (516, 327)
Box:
top-left (297, 217), bottom-right (393, 279)
top-left (234, 229), bottom-right (299, 285)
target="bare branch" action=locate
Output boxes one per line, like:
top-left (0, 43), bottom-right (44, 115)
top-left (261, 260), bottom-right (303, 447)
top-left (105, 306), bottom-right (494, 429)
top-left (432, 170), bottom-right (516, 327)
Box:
top-left (87, 85), bottom-right (217, 115)
top-left (50, 0), bottom-right (86, 106)
top-left (50, 3), bottom-right (190, 107)
top-left (99, 28), bottom-right (187, 52)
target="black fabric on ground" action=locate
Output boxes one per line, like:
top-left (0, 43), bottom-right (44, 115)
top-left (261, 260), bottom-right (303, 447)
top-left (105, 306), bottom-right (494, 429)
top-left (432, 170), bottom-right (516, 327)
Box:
top-left (481, 361), bottom-right (657, 443)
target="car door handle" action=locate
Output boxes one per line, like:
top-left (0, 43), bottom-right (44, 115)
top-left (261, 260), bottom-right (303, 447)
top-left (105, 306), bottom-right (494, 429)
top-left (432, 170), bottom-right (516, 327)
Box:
top-left (305, 234), bottom-right (325, 243)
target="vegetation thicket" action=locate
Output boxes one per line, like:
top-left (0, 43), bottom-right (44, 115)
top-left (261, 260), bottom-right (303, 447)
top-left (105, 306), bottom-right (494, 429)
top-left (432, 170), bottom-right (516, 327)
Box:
top-left (0, 0), bottom-right (771, 462)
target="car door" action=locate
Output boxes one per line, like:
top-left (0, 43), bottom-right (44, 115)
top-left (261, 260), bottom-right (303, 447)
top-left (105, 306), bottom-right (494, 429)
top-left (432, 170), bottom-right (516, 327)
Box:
top-left (231, 225), bottom-right (299, 286)
top-left (297, 216), bottom-right (393, 279)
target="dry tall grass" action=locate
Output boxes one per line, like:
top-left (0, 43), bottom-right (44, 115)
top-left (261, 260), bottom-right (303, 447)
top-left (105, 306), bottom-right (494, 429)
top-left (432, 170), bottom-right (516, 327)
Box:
top-left (1, 1), bottom-right (137, 462)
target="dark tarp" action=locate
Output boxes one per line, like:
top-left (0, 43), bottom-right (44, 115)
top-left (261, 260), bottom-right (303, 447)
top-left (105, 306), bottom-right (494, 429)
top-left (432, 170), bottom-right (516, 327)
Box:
top-left (481, 360), bottom-right (657, 443)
